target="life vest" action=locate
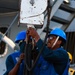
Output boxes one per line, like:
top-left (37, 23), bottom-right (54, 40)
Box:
top-left (11, 51), bottom-right (24, 75)
top-left (33, 55), bottom-right (59, 75)
top-left (33, 49), bottom-right (69, 75)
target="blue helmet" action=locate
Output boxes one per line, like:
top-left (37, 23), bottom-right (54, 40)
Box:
top-left (49, 28), bottom-right (66, 41)
top-left (15, 30), bottom-right (26, 43)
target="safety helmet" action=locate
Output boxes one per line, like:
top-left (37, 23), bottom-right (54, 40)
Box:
top-left (67, 52), bottom-right (72, 63)
top-left (49, 28), bottom-right (66, 41)
top-left (15, 30), bottom-right (26, 43)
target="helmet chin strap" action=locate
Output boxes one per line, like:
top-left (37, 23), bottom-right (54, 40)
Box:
top-left (52, 36), bottom-right (59, 48)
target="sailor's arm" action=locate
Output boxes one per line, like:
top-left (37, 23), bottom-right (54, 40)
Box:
top-left (8, 53), bottom-right (25, 75)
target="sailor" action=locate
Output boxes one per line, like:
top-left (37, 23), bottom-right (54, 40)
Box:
top-left (4, 31), bottom-right (26, 75)
top-left (27, 27), bottom-right (69, 75)
top-left (68, 52), bottom-right (75, 75)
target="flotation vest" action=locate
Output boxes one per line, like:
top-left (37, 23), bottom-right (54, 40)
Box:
top-left (11, 51), bottom-right (24, 75)
top-left (33, 49), bottom-right (69, 75)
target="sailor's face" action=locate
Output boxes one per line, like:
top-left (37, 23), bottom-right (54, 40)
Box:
top-left (47, 35), bottom-right (57, 49)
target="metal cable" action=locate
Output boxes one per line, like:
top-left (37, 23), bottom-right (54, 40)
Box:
top-left (24, 0), bottom-right (52, 72)
top-left (4, 13), bottom-right (19, 35)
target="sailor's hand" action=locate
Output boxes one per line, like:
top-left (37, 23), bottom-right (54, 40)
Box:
top-left (18, 53), bottom-right (25, 64)
top-left (26, 29), bottom-right (31, 41)
top-left (27, 27), bottom-right (40, 42)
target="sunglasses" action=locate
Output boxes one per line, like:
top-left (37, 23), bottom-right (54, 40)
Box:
top-left (48, 36), bottom-right (57, 40)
